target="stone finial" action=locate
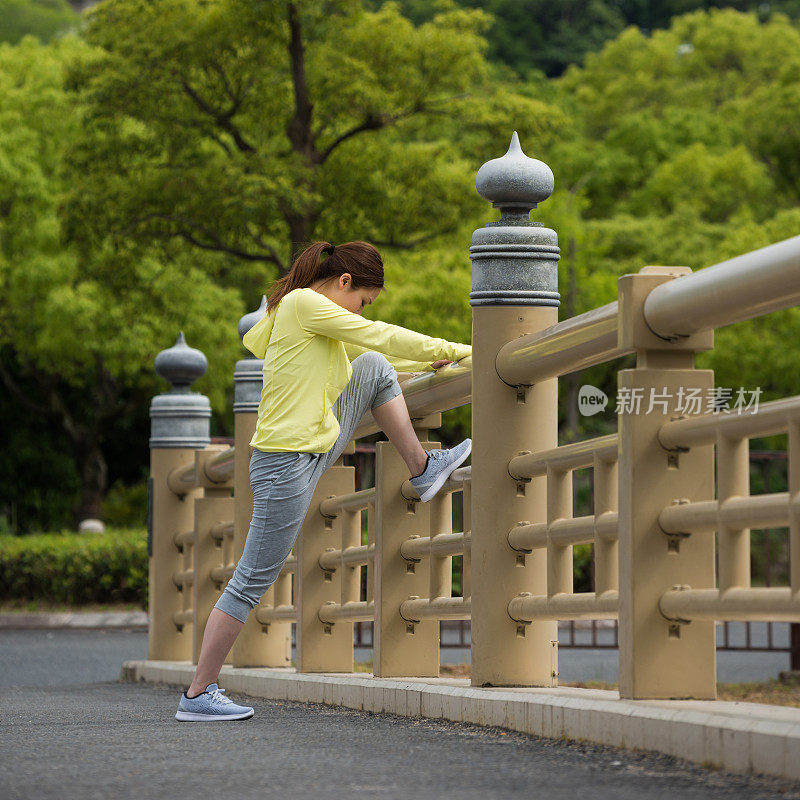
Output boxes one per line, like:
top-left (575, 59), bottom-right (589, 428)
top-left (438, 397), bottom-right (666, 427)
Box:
top-left (469, 132), bottom-right (560, 307)
top-left (154, 331), bottom-right (208, 393)
top-left (150, 331), bottom-right (211, 448)
top-left (475, 131), bottom-right (554, 217)
top-left (234, 296), bottom-right (267, 414)
top-left (238, 295), bottom-right (267, 342)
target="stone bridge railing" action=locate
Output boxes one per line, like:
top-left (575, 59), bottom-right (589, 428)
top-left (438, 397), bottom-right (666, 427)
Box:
top-left (147, 132), bottom-right (800, 700)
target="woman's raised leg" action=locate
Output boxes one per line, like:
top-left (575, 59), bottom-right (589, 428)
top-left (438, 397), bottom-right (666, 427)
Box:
top-left (321, 352), bottom-right (427, 477)
top-left (371, 392), bottom-right (429, 477)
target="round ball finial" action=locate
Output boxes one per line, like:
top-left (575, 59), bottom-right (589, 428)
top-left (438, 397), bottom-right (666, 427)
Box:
top-left (475, 131), bottom-right (554, 211)
top-left (154, 331), bottom-right (208, 392)
top-left (238, 295), bottom-right (267, 341)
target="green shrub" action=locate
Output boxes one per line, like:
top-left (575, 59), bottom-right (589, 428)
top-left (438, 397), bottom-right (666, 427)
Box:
top-left (100, 479), bottom-right (149, 528)
top-left (0, 529), bottom-right (147, 608)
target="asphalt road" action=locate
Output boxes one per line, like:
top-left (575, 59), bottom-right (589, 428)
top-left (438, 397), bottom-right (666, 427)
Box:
top-left (0, 627), bottom-right (791, 687)
top-left (1, 629), bottom-right (800, 799)
top-left (4, 681), bottom-right (800, 800)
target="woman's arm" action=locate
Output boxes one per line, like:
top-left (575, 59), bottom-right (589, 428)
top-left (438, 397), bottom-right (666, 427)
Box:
top-left (342, 341), bottom-right (437, 372)
top-left (295, 289), bottom-right (471, 364)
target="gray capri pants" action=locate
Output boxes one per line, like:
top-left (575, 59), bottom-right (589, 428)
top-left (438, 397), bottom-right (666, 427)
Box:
top-left (214, 352), bottom-right (403, 623)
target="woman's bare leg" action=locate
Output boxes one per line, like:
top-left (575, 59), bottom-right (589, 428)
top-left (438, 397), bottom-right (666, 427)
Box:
top-left (186, 608), bottom-right (245, 696)
top-left (371, 392), bottom-right (429, 476)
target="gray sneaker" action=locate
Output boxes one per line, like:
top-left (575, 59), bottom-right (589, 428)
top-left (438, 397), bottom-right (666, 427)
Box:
top-left (409, 439), bottom-right (472, 502)
top-left (175, 682), bottom-right (254, 722)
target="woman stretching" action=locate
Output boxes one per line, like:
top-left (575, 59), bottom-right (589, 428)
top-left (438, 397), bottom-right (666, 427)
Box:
top-left (175, 240), bottom-right (472, 721)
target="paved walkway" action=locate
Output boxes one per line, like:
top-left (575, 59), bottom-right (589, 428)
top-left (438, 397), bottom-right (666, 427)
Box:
top-left (1, 629), bottom-right (799, 798)
top-left (3, 681), bottom-right (800, 800)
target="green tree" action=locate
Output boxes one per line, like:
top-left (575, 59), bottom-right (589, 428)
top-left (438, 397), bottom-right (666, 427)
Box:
top-left (0, 0), bottom-right (78, 45)
top-left (66, 0), bottom-right (560, 304)
top-left (0, 36), bottom-right (241, 529)
top-left (368, 0), bottom-right (800, 76)
top-left (541, 8), bottom-right (800, 425)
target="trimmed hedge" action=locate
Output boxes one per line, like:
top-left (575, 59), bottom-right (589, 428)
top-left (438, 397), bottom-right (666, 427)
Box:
top-left (0, 529), bottom-right (147, 608)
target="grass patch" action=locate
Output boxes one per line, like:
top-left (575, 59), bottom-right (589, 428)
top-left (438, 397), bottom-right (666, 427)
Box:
top-left (717, 679), bottom-right (800, 708)
top-left (562, 678), bottom-right (800, 708)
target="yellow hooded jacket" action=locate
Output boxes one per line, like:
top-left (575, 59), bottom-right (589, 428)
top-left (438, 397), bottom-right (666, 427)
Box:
top-left (242, 287), bottom-right (472, 452)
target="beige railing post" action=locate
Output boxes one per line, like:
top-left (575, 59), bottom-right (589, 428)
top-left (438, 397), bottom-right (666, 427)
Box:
top-left (593, 452), bottom-right (618, 597)
top-left (148, 332), bottom-right (211, 661)
top-left (469, 133), bottom-right (560, 686)
top-left (428, 488), bottom-right (453, 613)
top-left (617, 267), bottom-right (716, 699)
top-left (295, 444), bottom-right (356, 672)
top-left (229, 298), bottom-right (293, 667)
top-left (373, 416), bottom-right (441, 677)
top-left (192, 445), bottom-right (235, 664)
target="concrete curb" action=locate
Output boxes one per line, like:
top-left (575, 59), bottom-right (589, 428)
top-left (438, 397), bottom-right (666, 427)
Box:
top-left (0, 612), bottom-right (148, 630)
top-left (124, 659), bottom-right (800, 782)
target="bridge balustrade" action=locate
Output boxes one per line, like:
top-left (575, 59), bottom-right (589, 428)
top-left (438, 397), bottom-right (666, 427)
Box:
top-left (146, 132), bottom-right (800, 699)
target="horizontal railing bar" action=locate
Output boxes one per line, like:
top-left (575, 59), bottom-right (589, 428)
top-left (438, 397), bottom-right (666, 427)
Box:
top-left (401, 466), bottom-right (471, 501)
top-left (508, 512), bottom-right (620, 551)
top-left (210, 520), bottom-right (234, 541)
top-left (400, 597), bottom-right (471, 622)
top-left (507, 521), bottom-right (545, 551)
top-left (319, 488), bottom-right (376, 517)
top-left (496, 302), bottom-right (626, 387)
top-left (254, 604), bottom-right (296, 624)
top-left (167, 463), bottom-right (197, 495)
top-left (173, 529), bottom-right (194, 547)
top-left (353, 360), bottom-right (473, 440)
top-left (172, 609), bottom-right (194, 625)
top-left (172, 569), bottom-right (194, 587)
top-left (204, 447), bottom-right (236, 483)
top-left (401, 532), bottom-right (471, 562)
top-left (644, 235), bottom-right (800, 340)
top-left (508, 591), bottom-right (619, 622)
top-left (281, 555), bottom-right (297, 573)
top-left (210, 564), bottom-right (235, 583)
top-left (508, 435), bottom-right (618, 480)
top-left (660, 587), bottom-right (800, 622)
top-left (318, 544), bottom-right (375, 571)
top-left (318, 600), bottom-right (375, 624)
top-left (659, 395), bottom-right (800, 450)
top-left (167, 448), bottom-right (235, 495)
top-left (659, 493), bottom-right (795, 534)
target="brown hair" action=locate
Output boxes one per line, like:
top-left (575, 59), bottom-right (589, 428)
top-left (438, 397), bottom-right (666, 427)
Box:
top-left (267, 241), bottom-right (384, 313)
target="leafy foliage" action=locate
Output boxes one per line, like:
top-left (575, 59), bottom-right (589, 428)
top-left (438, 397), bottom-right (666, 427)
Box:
top-left (3, 3), bottom-right (800, 533)
top-left (0, 0), bottom-right (78, 45)
top-left (0, 529), bottom-right (147, 606)
top-left (369, 0), bottom-right (800, 76)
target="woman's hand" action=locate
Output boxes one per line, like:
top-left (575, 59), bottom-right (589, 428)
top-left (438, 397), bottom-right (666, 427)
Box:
top-left (431, 359), bottom-right (453, 370)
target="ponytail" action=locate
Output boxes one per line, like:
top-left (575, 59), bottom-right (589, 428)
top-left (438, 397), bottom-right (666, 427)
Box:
top-left (267, 240), bottom-right (384, 313)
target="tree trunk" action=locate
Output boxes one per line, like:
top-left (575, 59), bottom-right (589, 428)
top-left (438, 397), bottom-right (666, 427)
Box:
top-left (73, 439), bottom-right (109, 526)
top-left (287, 211), bottom-right (312, 260)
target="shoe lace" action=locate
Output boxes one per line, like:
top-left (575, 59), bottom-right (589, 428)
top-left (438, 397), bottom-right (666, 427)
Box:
top-left (209, 686), bottom-right (232, 705)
